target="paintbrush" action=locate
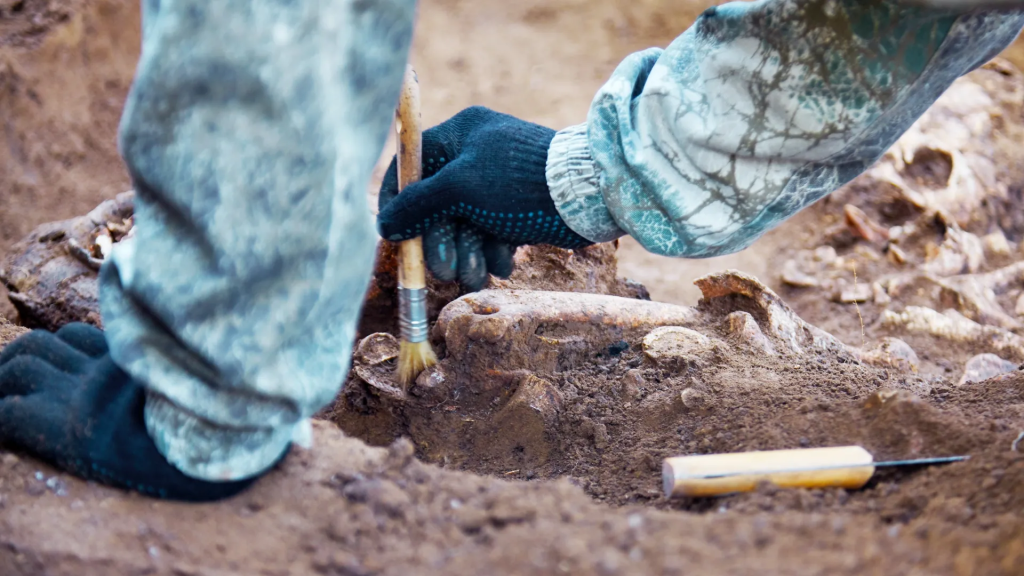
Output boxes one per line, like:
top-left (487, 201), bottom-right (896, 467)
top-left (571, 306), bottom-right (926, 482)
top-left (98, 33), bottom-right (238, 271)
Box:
top-left (394, 65), bottom-right (438, 387)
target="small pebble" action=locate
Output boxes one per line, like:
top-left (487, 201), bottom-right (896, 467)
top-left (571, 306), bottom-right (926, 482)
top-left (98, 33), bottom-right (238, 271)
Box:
top-left (680, 388), bottom-right (708, 410)
top-left (888, 244), bottom-right (908, 265)
top-left (837, 283), bottom-right (872, 304)
top-left (983, 230), bottom-right (1012, 258)
top-left (25, 481), bottom-right (46, 497)
top-left (844, 204), bottom-right (889, 242)
top-left (726, 311), bottom-right (775, 355)
top-left (619, 370), bottom-right (643, 400)
top-left (813, 246), bottom-right (838, 264)
top-left (45, 476), bottom-right (67, 497)
top-left (1015, 293), bottom-right (1024, 317)
top-left (781, 259), bottom-right (819, 288)
top-left (860, 338), bottom-right (920, 373)
top-left (872, 282), bottom-right (891, 305)
top-left (958, 353), bottom-right (1018, 386)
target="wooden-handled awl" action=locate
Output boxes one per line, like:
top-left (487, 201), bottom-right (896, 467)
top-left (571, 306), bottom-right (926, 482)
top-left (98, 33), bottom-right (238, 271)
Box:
top-left (395, 65), bottom-right (437, 387)
top-left (662, 446), bottom-right (968, 498)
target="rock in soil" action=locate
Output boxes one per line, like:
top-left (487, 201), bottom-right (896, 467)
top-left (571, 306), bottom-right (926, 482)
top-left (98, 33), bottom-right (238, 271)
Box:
top-left (958, 353), bottom-right (1019, 386)
top-left (0, 191), bottom-right (133, 330)
top-left (859, 337), bottom-right (920, 373)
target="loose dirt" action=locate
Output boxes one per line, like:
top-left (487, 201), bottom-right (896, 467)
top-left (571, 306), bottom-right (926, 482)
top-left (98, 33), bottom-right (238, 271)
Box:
top-left (2, 1), bottom-right (1024, 575)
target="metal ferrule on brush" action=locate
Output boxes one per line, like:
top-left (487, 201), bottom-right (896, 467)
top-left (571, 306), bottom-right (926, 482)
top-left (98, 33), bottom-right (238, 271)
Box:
top-left (398, 286), bottom-right (429, 343)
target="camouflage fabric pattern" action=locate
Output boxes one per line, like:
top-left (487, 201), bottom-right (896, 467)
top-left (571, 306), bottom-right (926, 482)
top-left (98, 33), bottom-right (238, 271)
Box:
top-left (100, 0), bottom-right (416, 481)
top-left (547, 0), bottom-right (1024, 256)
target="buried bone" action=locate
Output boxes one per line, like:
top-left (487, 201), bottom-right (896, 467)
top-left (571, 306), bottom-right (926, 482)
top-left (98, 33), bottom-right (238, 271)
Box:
top-left (726, 311), bottom-right (776, 355)
top-left (642, 327), bottom-right (716, 368)
top-left (695, 271), bottom-right (857, 359)
top-left (435, 290), bottom-right (699, 383)
top-left (882, 306), bottom-right (1024, 361)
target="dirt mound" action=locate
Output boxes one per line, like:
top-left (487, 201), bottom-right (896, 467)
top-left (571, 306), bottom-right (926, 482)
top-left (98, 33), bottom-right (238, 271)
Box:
top-left (2, 415), bottom-right (1021, 576)
top-left (329, 269), bottom-right (1024, 522)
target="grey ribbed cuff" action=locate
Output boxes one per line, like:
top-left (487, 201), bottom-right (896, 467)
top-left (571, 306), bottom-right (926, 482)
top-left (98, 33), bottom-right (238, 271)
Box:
top-left (144, 392), bottom-right (304, 482)
top-left (545, 123), bottom-right (625, 243)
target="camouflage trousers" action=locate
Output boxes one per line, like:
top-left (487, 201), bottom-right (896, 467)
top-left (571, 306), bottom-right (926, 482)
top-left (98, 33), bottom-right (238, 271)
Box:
top-left (100, 0), bottom-right (417, 481)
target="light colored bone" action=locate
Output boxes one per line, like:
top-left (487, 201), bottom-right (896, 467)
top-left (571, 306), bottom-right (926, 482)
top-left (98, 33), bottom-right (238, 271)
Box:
top-left (886, 262), bottom-right (1024, 331)
top-left (352, 332), bottom-right (406, 401)
top-left (881, 306), bottom-right (1024, 361)
top-left (726, 311), bottom-right (776, 356)
top-left (642, 327), bottom-right (716, 367)
top-left (844, 205), bottom-right (889, 243)
top-left (436, 290), bottom-right (700, 381)
top-left (694, 271), bottom-right (855, 359)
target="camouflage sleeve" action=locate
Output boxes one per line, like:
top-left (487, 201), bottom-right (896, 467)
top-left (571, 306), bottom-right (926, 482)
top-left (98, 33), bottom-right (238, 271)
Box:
top-left (545, 0), bottom-right (1024, 257)
top-left (98, 0), bottom-right (415, 481)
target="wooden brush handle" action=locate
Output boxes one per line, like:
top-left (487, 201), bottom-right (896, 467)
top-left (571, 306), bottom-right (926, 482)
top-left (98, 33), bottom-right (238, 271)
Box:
top-left (396, 65), bottom-right (427, 291)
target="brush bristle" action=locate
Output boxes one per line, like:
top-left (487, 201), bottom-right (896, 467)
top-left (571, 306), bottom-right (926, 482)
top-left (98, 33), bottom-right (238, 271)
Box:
top-left (397, 340), bottom-right (438, 386)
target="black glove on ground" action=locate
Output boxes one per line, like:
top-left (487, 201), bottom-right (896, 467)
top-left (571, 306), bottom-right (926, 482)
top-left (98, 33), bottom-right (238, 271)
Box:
top-left (377, 106), bottom-right (593, 291)
top-left (0, 323), bottom-right (266, 501)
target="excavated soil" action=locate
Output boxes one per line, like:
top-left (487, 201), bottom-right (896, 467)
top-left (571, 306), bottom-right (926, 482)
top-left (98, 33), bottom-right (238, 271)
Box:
top-left (2, 1), bottom-right (1024, 575)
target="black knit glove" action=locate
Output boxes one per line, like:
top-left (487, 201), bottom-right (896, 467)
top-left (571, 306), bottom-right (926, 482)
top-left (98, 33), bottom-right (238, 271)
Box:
top-left (0, 323), bottom-right (269, 501)
top-left (377, 106), bottom-right (592, 291)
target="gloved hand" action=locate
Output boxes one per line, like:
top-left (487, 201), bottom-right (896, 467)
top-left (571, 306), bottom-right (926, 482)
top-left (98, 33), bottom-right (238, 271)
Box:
top-left (377, 106), bottom-right (593, 291)
top-left (0, 323), bottom-right (268, 501)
